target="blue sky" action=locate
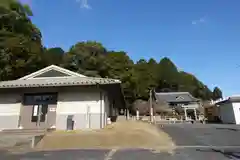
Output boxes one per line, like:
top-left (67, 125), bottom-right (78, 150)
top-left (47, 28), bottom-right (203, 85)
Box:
top-left (20, 0), bottom-right (240, 97)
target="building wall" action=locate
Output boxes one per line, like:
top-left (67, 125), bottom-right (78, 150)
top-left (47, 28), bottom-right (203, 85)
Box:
top-left (219, 103), bottom-right (235, 124)
top-left (0, 94), bottom-right (21, 129)
top-left (0, 86), bottom-right (111, 130)
top-left (204, 105), bottom-right (219, 122)
top-left (232, 102), bottom-right (240, 124)
top-left (56, 89), bottom-right (108, 130)
top-left (184, 103), bottom-right (199, 109)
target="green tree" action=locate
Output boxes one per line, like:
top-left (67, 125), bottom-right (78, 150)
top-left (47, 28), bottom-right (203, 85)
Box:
top-left (104, 51), bottom-right (137, 109)
top-left (147, 58), bottom-right (159, 87)
top-left (63, 41), bottom-right (107, 77)
top-left (178, 71), bottom-right (213, 100)
top-left (42, 47), bottom-right (65, 66)
top-left (212, 87), bottom-right (223, 100)
top-left (178, 71), bottom-right (197, 93)
top-left (134, 59), bottom-right (158, 99)
top-left (156, 57), bottom-right (179, 92)
top-left (0, 0), bottom-right (43, 80)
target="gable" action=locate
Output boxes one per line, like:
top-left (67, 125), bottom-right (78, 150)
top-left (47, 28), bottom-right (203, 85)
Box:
top-left (176, 96), bottom-right (184, 101)
top-left (19, 65), bottom-right (86, 80)
top-left (34, 70), bottom-right (70, 78)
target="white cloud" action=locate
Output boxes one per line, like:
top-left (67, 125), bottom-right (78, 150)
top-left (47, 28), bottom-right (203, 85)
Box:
top-left (192, 17), bottom-right (206, 25)
top-left (192, 21), bottom-right (197, 25)
top-left (76, 0), bottom-right (92, 9)
top-left (199, 18), bottom-right (205, 23)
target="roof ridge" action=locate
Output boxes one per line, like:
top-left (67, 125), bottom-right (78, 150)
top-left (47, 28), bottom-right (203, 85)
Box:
top-left (155, 92), bottom-right (190, 94)
top-left (0, 76), bottom-right (121, 89)
top-left (0, 76), bottom-right (121, 83)
top-left (19, 65), bottom-right (86, 80)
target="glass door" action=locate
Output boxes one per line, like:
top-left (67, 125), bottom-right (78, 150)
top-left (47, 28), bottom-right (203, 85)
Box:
top-left (31, 104), bottom-right (48, 126)
top-left (40, 104), bottom-right (48, 122)
top-left (31, 105), bottom-right (41, 125)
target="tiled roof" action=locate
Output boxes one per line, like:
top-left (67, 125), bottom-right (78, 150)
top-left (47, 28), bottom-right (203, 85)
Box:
top-left (0, 77), bottom-right (121, 89)
top-left (154, 92), bottom-right (199, 103)
top-left (216, 96), bottom-right (240, 105)
top-left (229, 96), bottom-right (240, 102)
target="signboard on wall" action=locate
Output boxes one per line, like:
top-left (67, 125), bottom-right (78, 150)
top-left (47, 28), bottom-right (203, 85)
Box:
top-left (49, 108), bottom-right (56, 112)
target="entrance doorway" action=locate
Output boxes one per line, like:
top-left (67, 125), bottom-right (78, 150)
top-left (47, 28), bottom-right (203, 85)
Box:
top-left (32, 104), bottom-right (48, 127)
top-left (187, 110), bottom-right (196, 120)
top-left (20, 93), bottom-right (57, 129)
top-left (184, 107), bottom-right (197, 121)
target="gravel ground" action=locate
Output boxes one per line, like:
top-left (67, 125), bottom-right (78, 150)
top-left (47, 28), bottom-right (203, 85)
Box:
top-left (1, 124), bottom-right (240, 159)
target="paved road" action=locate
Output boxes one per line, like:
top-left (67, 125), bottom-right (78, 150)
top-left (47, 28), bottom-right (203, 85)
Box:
top-left (161, 123), bottom-right (240, 146)
top-left (1, 148), bottom-right (240, 160)
top-left (1, 124), bottom-right (240, 159)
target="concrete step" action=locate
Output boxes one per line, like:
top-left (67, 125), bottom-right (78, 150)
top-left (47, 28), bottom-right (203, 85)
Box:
top-left (1, 128), bottom-right (55, 135)
top-left (0, 129), bottom-right (50, 149)
top-left (1, 129), bottom-right (46, 135)
top-left (0, 134), bottom-right (33, 148)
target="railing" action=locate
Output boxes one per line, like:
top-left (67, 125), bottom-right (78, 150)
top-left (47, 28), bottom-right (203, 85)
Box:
top-left (131, 115), bottom-right (205, 124)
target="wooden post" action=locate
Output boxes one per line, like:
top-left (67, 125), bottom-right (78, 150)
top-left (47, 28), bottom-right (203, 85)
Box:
top-left (136, 109), bottom-right (139, 120)
top-left (194, 108), bottom-right (197, 121)
top-left (184, 107), bottom-right (187, 121)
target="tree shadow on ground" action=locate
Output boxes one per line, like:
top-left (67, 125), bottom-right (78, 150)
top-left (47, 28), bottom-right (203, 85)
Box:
top-left (215, 128), bottom-right (239, 132)
top-left (196, 148), bottom-right (240, 159)
top-left (0, 149), bottom-right (48, 159)
top-left (0, 148), bottom-right (110, 160)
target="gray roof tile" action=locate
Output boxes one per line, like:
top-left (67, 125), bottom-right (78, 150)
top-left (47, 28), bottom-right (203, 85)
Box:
top-left (216, 96), bottom-right (240, 105)
top-left (154, 92), bottom-right (199, 103)
top-left (0, 77), bottom-right (121, 89)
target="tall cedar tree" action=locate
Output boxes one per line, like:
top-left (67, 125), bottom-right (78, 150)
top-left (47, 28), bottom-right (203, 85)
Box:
top-left (212, 87), bottom-right (223, 100)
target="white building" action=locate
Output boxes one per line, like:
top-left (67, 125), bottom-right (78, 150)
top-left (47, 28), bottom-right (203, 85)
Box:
top-left (216, 96), bottom-right (240, 124)
top-left (0, 65), bottom-right (125, 130)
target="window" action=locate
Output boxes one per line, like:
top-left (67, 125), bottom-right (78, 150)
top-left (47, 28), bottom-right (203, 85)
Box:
top-left (34, 95), bottom-right (42, 103)
top-left (24, 93), bottom-right (58, 105)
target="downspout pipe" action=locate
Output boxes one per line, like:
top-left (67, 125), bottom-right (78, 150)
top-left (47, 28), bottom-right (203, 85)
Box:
top-left (96, 83), bottom-right (103, 128)
top-left (100, 89), bottom-right (103, 128)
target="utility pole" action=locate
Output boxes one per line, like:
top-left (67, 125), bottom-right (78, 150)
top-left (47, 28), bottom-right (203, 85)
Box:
top-left (149, 89), bottom-right (153, 123)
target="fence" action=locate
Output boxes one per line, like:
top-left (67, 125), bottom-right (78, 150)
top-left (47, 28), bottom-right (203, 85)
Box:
top-left (130, 115), bottom-right (205, 124)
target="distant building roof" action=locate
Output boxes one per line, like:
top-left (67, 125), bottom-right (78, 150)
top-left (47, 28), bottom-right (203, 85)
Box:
top-left (154, 92), bottom-right (200, 103)
top-left (216, 96), bottom-right (240, 105)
